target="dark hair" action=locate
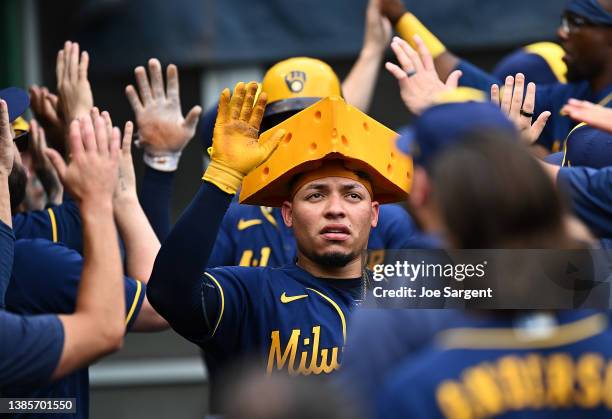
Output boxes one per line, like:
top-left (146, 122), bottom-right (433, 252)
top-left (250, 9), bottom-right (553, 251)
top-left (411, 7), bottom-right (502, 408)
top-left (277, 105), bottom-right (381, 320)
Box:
top-left (429, 130), bottom-right (573, 249)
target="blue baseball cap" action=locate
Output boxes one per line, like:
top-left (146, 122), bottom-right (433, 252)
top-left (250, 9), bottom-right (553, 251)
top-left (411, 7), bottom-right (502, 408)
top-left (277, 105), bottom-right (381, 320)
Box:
top-left (0, 87), bottom-right (29, 123)
top-left (396, 101), bottom-right (517, 168)
top-left (562, 124), bottom-right (612, 168)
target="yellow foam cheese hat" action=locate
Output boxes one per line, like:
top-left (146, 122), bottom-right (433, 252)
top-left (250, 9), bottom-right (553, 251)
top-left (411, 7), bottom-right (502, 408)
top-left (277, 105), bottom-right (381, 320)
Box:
top-left (239, 96), bottom-right (413, 206)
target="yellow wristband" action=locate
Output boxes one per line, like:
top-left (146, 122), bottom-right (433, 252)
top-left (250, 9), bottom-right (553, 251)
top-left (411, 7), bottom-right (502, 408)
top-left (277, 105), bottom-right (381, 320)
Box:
top-left (396, 13), bottom-right (447, 59)
top-left (202, 160), bottom-right (244, 195)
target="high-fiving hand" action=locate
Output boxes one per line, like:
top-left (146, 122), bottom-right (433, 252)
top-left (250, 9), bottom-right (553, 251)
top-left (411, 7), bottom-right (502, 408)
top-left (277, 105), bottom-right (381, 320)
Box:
top-left (386, 36), bottom-right (462, 115)
top-left (491, 73), bottom-right (550, 145)
top-left (203, 82), bottom-right (285, 194)
top-left (126, 59), bottom-right (201, 156)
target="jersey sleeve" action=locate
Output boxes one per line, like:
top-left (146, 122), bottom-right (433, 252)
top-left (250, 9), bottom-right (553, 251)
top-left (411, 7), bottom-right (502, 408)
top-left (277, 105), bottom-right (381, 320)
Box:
top-left (139, 166), bottom-right (176, 243)
top-left (0, 312), bottom-right (64, 387)
top-left (196, 267), bottom-right (256, 350)
top-left (6, 239), bottom-right (145, 332)
top-left (0, 220), bottom-right (15, 307)
top-left (12, 196), bottom-right (82, 253)
top-left (147, 181), bottom-right (233, 341)
top-left (123, 277), bottom-right (146, 332)
top-left (456, 59), bottom-right (500, 93)
top-left (207, 204), bottom-right (240, 267)
top-left (558, 166), bottom-right (612, 237)
top-left (376, 205), bottom-right (418, 249)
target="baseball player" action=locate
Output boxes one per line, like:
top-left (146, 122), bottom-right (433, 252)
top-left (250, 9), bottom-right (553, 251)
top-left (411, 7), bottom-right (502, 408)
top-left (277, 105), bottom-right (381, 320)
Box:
top-left (147, 81), bottom-right (411, 407)
top-left (380, 0), bottom-right (612, 152)
top-left (0, 99), bottom-right (126, 389)
top-left (377, 135), bottom-right (612, 419)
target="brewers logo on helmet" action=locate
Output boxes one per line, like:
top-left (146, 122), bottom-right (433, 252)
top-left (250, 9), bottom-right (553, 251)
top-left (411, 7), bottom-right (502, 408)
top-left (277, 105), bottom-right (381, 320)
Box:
top-left (261, 57), bottom-right (342, 118)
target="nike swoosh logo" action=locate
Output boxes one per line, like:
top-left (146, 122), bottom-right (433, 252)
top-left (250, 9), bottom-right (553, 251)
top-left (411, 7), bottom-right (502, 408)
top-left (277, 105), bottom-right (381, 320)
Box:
top-left (237, 219), bottom-right (263, 230)
top-left (280, 292), bottom-right (308, 304)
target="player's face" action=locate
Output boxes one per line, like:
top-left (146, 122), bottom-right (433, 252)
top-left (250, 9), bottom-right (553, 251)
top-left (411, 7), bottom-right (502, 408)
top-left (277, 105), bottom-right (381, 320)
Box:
top-left (282, 176), bottom-right (379, 268)
top-left (558, 11), bottom-right (612, 82)
top-left (8, 142), bottom-right (27, 213)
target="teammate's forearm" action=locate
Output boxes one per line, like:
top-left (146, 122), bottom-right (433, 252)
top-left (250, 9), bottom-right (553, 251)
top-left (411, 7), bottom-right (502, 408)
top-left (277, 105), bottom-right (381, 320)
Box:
top-left (114, 196), bottom-right (160, 284)
top-left (75, 200), bottom-right (124, 340)
top-left (342, 47), bottom-right (384, 113)
top-left (0, 175), bottom-right (11, 228)
top-left (139, 166), bottom-right (175, 242)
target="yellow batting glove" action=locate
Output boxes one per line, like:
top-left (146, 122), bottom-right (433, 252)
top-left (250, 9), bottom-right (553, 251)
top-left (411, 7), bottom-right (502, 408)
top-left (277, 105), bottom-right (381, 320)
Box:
top-left (203, 81), bottom-right (285, 194)
top-left (396, 13), bottom-right (446, 59)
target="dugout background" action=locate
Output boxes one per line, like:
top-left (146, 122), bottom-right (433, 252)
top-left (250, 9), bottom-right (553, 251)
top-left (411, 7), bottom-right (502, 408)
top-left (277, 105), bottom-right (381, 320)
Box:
top-left (1, 0), bottom-right (565, 417)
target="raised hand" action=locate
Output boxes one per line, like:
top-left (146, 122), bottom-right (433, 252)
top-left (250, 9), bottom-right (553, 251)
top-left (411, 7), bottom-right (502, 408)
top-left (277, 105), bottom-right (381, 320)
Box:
top-left (385, 35), bottom-right (462, 115)
top-left (29, 85), bottom-right (65, 152)
top-left (0, 100), bottom-right (13, 178)
top-left (562, 99), bottom-right (612, 134)
top-left (56, 41), bottom-right (94, 125)
top-left (29, 119), bottom-right (63, 205)
top-left (491, 73), bottom-right (551, 145)
top-left (364, 0), bottom-right (392, 55)
top-left (203, 82), bottom-right (285, 194)
top-left (45, 110), bottom-right (119, 206)
top-left (126, 59), bottom-right (201, 157)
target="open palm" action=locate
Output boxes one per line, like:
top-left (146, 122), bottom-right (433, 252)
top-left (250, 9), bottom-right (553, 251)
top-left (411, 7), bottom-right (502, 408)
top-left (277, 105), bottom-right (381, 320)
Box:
top-left (126, 59), bottom-right (201, 154)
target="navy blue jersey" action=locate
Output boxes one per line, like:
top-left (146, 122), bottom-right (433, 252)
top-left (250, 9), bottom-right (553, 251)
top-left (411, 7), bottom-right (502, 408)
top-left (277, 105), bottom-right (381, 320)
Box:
top-left (0, 220), bottom-right (64, 389)
top-left (0, 312), bottom-right (64, 389)
top-left (456, 59), bottom-right (612, 152)
top-left (208, 205), bottom-right (294, 267)
top-left (3, 239), bottom-right (145, 419)
top-left (196, 264), bottom-right (362, 379)
top-left (377, 311), bottom-right (612, 419)
top-left (12, 196), bottom-right (82, 253)
top-left (0, 220), bottom-right (14, 306)
top-left (338, 309), bottom-right (467, 417)
top-left (558, 167), bottom-right (612, 238)
top-left (208, 203), bottom-right (419, 268)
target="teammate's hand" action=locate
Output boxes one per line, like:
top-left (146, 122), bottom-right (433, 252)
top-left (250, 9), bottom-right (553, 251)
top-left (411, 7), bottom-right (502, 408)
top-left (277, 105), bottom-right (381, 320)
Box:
top-left (379, 0), bottom-right (407, 25)
top-left (45, 110), bottom-right (120, 206)
top-left (29, 85), bottom-right (66, 153)
top-left (562, 99), bottom-right (612, 134)
top-left (203, 82), bottom-right (285, 194)
top-left (126, 59), bottom-right (201, 155)
top-left (363, 0), bottom-right (392, 56)
top-left (29, 119), bottom-right (63, 205)
top-left (56, 41), bottom-right (94, 125)
top-left (0, 100), bottom-right (14, 177)
top-left (386, 35), bottom-right (462, 115)
top-left (491, 74), bottom-right (551, 145)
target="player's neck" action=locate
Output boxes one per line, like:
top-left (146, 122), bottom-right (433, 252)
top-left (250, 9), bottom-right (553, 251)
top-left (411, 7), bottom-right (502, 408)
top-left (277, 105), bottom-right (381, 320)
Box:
top-left (295, 252), bottom-right (363, 279)
top-left (590, 62), bottom-right (612, 93)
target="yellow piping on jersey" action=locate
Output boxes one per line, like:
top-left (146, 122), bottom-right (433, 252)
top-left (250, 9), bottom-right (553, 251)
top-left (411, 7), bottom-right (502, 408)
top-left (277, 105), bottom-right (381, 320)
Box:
top-left (437, 313), bottom-right (607, 350)
top-left (561, 122), bottom-right (587, 166)
top-left (306, 287), bottom-right (347, 344)
top-left (260, 206), bottom-right (278, 228)
top-left (47, 208), bottom-right (58, 243)
top-left (204, 272), bottom-right (225, 337)
top-left (125, 280), bottom-right (142, 326)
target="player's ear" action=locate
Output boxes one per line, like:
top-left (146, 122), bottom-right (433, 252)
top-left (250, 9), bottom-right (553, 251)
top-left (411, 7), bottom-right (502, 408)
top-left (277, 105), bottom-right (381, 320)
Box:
top-left (408, 167), bottom-right (430, 208)
top-left (370, 201), bottom-right (380, 228)
top-left (281, 201), bottom-right (293, 227)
